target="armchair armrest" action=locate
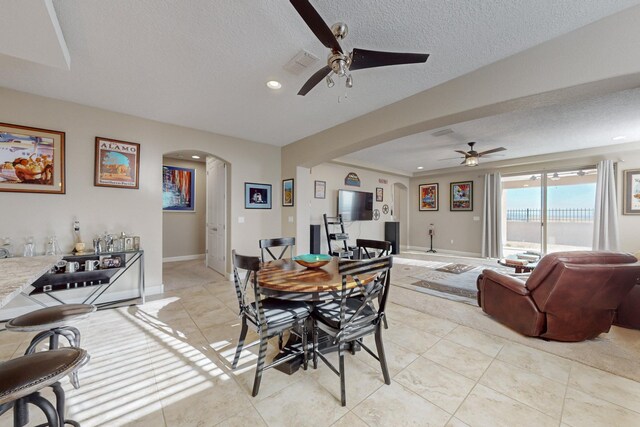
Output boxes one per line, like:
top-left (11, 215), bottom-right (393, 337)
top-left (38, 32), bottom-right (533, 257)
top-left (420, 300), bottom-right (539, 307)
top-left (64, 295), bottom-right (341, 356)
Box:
top-left (480, 270), bottom-right (529, 296)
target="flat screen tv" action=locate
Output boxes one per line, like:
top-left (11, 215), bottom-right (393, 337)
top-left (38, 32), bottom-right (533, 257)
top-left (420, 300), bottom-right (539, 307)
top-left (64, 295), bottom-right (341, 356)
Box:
top-left (338, 189), bottom-right (373, 221)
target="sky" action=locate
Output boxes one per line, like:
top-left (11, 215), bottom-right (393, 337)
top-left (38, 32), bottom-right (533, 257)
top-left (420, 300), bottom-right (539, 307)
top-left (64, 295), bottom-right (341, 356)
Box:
top-left (505, 183), bottom-right (596, 209)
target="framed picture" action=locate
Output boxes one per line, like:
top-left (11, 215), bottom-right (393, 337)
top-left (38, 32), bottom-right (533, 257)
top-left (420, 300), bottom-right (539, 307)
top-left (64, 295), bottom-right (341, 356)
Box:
top-left (314, 180), bottom-right (326, 199)
top-left (245, 182), bottom-right (272, 209)
top-left (623, 169), bottom-right (640, 215)
top-left (376, 187), bottom-right (383, 202)
top-left (94, 137), bottom-right (140, 189)
top-left (0, 122), bottom-right (65, 194)
top-left (419, 183), bottom-right (438, 211)
top-left (450, 181), bottom-right (473, 211)
top-left (282, 178), bottom-right (294, 207)
top-left (163, 165), bottom-right (196, 211)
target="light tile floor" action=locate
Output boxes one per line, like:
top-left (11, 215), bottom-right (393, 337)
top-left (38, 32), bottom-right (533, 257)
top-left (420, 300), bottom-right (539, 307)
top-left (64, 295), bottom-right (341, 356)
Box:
top-left (0, 258), bottom-right (639, 426)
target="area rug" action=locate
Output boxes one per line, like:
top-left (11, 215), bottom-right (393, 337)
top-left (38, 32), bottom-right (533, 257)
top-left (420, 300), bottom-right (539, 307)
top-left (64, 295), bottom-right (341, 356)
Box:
top-left (435, 263), bottom-right (476, 274)
top-left (410, 267), bottom-right (482, 306)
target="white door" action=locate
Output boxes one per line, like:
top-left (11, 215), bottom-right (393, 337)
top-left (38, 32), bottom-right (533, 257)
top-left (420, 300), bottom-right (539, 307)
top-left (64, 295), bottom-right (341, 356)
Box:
top-left (393, 183), bottom-right (408, 251)
top-left (206, 157), bottom-right (226, 275)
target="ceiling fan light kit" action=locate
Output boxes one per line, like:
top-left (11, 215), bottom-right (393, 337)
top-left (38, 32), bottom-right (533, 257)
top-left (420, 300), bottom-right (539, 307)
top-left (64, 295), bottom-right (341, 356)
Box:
top-left (290, 0), bottom-right (430, 96)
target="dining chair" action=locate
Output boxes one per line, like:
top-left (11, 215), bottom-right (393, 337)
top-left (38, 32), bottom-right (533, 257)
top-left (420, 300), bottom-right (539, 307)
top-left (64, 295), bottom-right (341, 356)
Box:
top-left (311, 256), bottom-right (393, 406)
top-left (231, 250), bottom-right (311, 397)
top-left (356, 239), bottom-right (392, 329)
top-left (259, 237), bottom-right (296, 262)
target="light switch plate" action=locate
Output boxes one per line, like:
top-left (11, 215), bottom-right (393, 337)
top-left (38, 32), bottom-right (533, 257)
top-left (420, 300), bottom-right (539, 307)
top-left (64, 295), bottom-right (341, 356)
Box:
top-left (238, 216), bottom-right (245, 223)
top-left (473, 216), bottom-right (480, 221)
top-left (288, 216), bottom-right (294, 223)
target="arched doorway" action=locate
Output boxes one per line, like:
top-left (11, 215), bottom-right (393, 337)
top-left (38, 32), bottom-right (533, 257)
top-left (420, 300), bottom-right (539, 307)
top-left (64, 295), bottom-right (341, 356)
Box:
top-left (162, 150), bottom-right (229, 276)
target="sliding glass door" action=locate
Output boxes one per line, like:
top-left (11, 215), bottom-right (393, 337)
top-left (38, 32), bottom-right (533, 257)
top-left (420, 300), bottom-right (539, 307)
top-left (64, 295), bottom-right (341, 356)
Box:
top-left (501, 168), bottom-right (596, 256)
top-left (502, 173), bottom-right (543, 257)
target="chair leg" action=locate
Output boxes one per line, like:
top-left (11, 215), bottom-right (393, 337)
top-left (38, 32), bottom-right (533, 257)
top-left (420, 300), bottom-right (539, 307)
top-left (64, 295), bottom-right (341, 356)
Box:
top-left (278, 332), bottom-right (284, 350)
top-left (312, 321), bottom-right (318, 370)
top-left (25, 330), bottom-right (55, 354)
top-left (302, 322), bottom-right (308, 371)
top-left (374, 324), bottom-right (391, 385)
top-left (27, 392), bottom-right (60, 427)
top-left (51, 381), bottom-right (80, 427)
top-left (251, 333), bottom-right (269, 397)
top-left (232, 318), bottom-right (248, 369)
top-left (378, 295), bottom-right (388, 329)
top-left (338, 344), bottom-right (346, 407)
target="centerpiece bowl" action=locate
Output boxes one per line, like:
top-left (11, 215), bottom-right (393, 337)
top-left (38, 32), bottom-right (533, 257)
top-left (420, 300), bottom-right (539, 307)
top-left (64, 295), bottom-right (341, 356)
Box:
top-left (292, 253), bottom-right (331, 269)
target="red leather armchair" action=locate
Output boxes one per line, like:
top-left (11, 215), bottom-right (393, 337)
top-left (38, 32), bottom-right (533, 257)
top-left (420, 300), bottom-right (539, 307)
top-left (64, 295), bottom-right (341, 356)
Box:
top-left (477, 252), bottom-right (640, 342)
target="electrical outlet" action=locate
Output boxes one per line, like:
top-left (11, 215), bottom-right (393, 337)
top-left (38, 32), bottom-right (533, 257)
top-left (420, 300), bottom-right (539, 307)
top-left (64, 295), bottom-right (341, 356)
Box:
top-left (288, 216), bottom-right (294, 223)
top-left (238, 216), bottom-right (245, 223)
top-left (450, 239), bottom-right (454, 244)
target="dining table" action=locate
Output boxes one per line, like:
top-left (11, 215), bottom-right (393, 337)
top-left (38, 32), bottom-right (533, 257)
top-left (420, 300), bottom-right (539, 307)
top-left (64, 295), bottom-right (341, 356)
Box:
top-left (257, 256), bottom-right (376, 374)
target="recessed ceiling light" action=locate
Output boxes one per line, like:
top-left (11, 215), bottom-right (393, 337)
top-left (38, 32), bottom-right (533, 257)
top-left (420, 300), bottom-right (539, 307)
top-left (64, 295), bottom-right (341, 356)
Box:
top-left (417, 166), bottom-right (424, 170)
top-left (612, 135), bottom-right (626, 141)
top-left (191, 155), bottom-right (201, 159)
top-left (266, 80), bottom-right (282, 90)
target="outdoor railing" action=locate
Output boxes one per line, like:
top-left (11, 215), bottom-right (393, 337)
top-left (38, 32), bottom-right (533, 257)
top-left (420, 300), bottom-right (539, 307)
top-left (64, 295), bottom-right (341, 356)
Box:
top-left (506, 208), bottom-right (594, 223)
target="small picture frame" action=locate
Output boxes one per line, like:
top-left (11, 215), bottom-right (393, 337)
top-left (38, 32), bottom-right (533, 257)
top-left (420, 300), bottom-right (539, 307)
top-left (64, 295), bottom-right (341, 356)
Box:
top-left (376, 187), bottom-right (384, 202)
top-left (314, 180), bottom-right (326, 199)
top-left (282, 178), bottom-right (294, 207)
top-left (623, 169), bottom-right (640, 215)
top-left (450, 181), bottom-right (473, 211)
top-left (94, 137), bottom-right (140, 189)
top-left (0, 122), bottom-right (65, 194)
top-left (419, 183), bottom-right (438, 211)
top-left (245, 182), bottom-right (272, 209)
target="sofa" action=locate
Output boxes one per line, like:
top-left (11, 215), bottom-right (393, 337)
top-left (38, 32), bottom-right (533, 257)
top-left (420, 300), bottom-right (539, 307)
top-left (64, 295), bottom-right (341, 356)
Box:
top-left (477, 251), bottom-right (640, 342)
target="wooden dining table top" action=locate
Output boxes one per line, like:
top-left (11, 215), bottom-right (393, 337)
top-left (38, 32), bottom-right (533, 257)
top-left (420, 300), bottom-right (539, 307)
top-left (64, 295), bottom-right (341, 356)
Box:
top-left (257, 257), bottom-right (375, 300)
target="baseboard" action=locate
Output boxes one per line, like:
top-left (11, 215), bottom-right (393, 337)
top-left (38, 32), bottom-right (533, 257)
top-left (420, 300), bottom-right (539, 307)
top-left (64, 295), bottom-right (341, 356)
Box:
top-left (146, 284), bottom-right (164, 296)
top-left (162, 254), bottom-right (205, 263)
top-left (405, 246), bottom-right (482, 258)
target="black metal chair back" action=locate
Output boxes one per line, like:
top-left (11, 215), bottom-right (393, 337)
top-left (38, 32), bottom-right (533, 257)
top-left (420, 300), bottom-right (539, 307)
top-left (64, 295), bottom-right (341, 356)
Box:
top-left (231, 250), bottom-right (265, 326)
top-left (336, 256), bottom-right (392, 340)
top-left (259, 237), bottom-right (295, 262)
top-left (356, 239), bottom-right (391, 259)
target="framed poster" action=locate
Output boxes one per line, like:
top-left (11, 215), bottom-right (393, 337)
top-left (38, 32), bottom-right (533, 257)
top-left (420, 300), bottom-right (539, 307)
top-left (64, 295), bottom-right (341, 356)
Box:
top-left (376, 187), bottom-right (384, 202)
top-left (450, 181), bottom-right (473, 211)
top-left (314, 180), bottom-right (326, 199)
top-left (419, 183), bottom-right (438, 211)
top-left (245, 182), bottom-right (272, 209)
top-left (163, 165), bottom-right (195, 211)
top-left (282, 178), bottom-right (294, 207)
top-left (94, 137), bottom-right (140, 189)
top-left (0, 122), bottom-right (65, 194)
top-left (623, 169), bottom-right (640, 215)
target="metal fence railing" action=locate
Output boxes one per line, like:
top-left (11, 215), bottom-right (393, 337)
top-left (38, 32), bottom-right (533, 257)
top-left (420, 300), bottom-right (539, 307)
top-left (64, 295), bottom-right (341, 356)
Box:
top-left (506, 208), bottom-right (594, 223)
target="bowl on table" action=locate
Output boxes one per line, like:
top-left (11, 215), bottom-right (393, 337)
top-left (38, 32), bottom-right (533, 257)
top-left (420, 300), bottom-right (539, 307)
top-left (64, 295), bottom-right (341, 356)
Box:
top-left (292, 254), bottom-right (332, 269)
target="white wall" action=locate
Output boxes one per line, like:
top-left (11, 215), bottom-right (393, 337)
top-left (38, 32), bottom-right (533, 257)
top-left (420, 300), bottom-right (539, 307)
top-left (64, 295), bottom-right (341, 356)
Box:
top-left (309, 163), bottom-right (410, 253)
top-left (162, 157), bottom-right (206, 260)
top-left (0, 87), bottom-right (282, 290)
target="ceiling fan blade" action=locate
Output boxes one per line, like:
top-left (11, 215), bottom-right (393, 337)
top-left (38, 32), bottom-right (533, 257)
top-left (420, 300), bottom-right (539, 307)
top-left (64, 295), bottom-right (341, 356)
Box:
top-left (298, 65), bottom-right (332, 96)
top-left (290, 0), bottom-right (342, 53)
top-left (481, 154), bottom-right (506, 158)
top-left (350, 48), bottom-right (429, 71)
top-left (478, 147), bottom-right (507, 156)
top-left (460, 160), bottom-right (467, 165)
top-left (454, 150), bottom-right (469, 156)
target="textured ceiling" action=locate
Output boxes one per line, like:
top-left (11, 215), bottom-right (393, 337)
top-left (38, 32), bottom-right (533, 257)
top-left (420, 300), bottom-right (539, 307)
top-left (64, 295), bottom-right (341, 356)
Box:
top-left (337, 88), bottom-right (640, 174)
top-left (0, 0), bottom-right (638, 146)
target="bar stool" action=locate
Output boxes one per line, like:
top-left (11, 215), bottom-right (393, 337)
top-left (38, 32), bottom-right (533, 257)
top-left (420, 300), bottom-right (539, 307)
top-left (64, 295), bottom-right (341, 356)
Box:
top-left (6, 304), bottom-right (96, 388)
top-left (0, 347), bottom-right (89, 427)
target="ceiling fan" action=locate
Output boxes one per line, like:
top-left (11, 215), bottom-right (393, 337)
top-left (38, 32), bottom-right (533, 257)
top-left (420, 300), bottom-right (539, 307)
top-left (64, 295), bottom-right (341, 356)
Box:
top-left (290, 0), bottom-right (430, 96)
top-left (442, 142), bottom-right (507, 167)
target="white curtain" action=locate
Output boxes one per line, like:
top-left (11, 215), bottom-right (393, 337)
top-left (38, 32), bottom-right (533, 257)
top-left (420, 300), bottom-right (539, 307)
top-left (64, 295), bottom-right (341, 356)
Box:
top-left (593, 160), bottom-right (620, 251)
top-left (482, 172), bottom-right (503, 258)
